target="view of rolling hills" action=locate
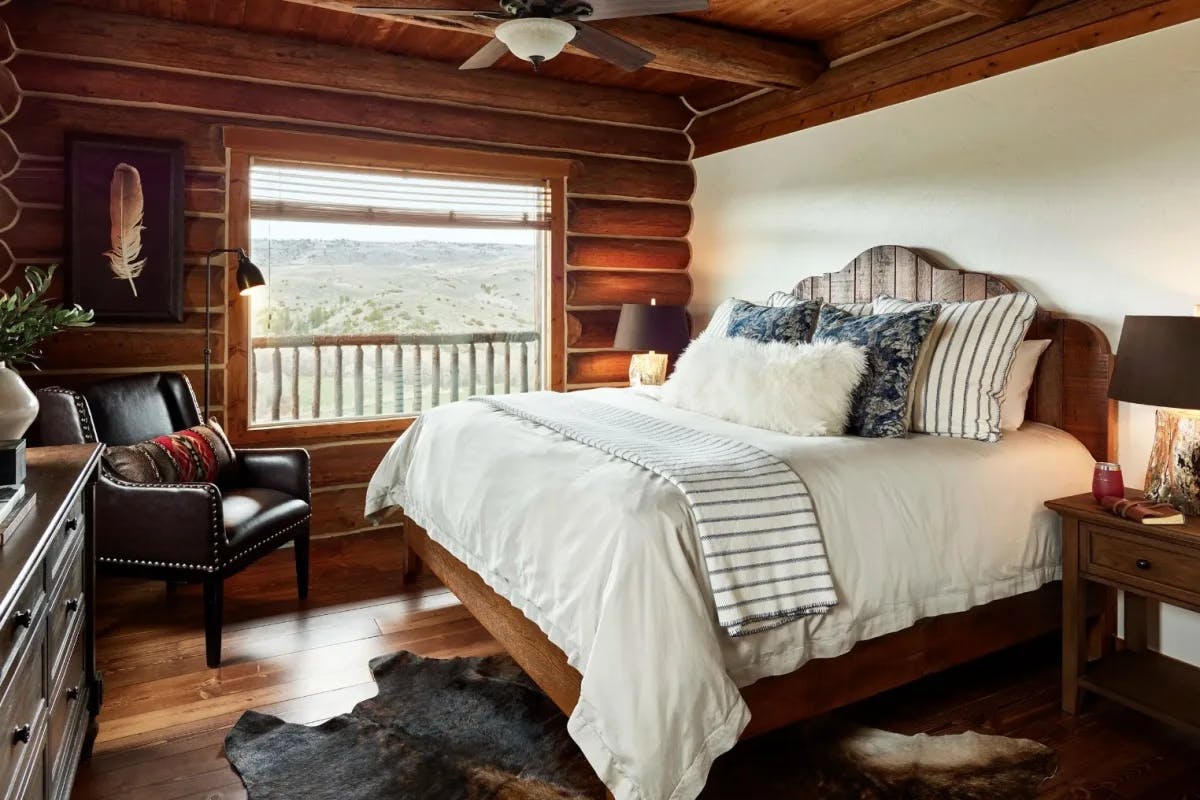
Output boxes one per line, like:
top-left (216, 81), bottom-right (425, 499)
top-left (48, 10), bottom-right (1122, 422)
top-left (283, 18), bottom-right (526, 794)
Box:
top-left (248, 237), bottom-right (540, 338)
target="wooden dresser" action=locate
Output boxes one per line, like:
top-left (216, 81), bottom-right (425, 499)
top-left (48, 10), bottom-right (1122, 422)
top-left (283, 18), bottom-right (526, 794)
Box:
top-left (0, 445), bottom-right (103, 800)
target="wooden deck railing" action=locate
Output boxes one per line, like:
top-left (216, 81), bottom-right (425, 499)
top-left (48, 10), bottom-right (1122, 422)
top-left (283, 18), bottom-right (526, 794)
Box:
top-left (250, 331), bottom-right (541, 423)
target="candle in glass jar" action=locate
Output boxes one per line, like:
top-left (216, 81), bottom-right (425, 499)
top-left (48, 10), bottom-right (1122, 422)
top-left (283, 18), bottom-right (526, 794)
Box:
top-left (1092, 462), bottom-right (1125, 503)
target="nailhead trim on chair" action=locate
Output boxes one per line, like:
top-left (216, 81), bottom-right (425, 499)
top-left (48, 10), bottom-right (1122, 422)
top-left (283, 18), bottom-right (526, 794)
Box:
top-left (221, 514), bottom-right (311, 569)
top-left (99, 469), bottom-right (223, 571)
top-left (98, 556), bottom-right (217, 572)
top-left (41, 386), bottom-right (97, 443)
top-left (180, 374), bottom-right (204, 419)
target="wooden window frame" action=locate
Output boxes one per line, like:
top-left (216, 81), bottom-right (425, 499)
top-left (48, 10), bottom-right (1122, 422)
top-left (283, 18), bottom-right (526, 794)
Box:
top-left (223, 127), bottom-right (570, 445)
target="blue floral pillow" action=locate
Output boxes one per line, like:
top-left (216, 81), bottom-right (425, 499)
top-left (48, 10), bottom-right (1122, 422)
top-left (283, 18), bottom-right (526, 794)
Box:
top-left (726, 299), bottom-right (821, 344)
top-left (813, 304), bottom-right (940, 438)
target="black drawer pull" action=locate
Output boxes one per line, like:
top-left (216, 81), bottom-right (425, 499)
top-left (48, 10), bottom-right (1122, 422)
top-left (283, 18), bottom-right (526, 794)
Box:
top-left (1136, 558), bottom-right (1151, 571)
top-left (12, 724), bottom-right (31, 745)
top-left (11, 609), bottom-right (32, 629)
top-left (65, 517), bottom-right (78, 532)
top-left (66, 686), bottom-right (79, 701)
top-left (65, 597), bottom-right (80, 613)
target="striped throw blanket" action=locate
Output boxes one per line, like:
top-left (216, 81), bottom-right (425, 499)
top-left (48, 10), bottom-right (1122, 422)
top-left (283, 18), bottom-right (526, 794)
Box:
top-left (473, 393), bottom-right (838, 635)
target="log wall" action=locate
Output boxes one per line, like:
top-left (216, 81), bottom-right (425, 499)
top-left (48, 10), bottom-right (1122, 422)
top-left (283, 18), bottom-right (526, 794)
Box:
top-left (0, 1), bottom-right (694, 540)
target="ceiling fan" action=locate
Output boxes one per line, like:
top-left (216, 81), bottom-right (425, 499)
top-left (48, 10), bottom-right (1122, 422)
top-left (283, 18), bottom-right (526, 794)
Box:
top-left (352, 0), bottom-right (710, 72)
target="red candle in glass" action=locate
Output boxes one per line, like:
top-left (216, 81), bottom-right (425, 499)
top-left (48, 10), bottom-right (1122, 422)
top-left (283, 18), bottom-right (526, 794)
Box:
top-left (1092, 462), bottom-right (1125, 504)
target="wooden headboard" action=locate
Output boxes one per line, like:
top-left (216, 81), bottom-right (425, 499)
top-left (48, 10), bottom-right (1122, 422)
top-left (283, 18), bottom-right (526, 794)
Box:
top-left (794, 246), bottom-right (1116, 462)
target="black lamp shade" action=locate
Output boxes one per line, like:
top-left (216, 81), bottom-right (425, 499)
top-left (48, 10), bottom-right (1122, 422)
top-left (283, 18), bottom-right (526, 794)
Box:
top-left (613, 304), bottom-right (691, 353)
top-left (236, 251), bottom-right (267, 295)
top-left (1108, 316), bottom-right (1200, 410)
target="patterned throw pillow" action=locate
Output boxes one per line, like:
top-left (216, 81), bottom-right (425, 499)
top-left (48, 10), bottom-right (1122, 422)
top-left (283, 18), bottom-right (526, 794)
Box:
top-left (875, 292), bottom-right (1038, 442)
top-left (726, 299), bottom-right (821, 344)
top-left (813, 305), bottom-right (940, 438)
top-left (104, 420), bottom-right (236, 484)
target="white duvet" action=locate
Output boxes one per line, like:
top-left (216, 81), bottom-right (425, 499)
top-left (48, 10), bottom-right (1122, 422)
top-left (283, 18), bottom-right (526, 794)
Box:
top-left (365, 388), bottom-right (1094, 800)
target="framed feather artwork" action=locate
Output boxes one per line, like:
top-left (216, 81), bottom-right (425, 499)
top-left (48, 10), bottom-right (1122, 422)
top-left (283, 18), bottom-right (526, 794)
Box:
top-left (66, 134), bottom-right (185, 322)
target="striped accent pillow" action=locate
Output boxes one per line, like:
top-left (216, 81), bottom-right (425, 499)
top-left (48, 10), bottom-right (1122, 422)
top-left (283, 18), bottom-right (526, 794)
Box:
top-left (769, 291), bottom-right (873, 317)
top-left (875, 292), bottom-right (1038, 442)
top-left (767, 290), bottom-right (800, 307)
top-left (698, 297), bottom-right (738, 340)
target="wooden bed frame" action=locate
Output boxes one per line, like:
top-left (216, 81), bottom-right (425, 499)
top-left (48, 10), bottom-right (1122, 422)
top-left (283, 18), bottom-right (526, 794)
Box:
top-left (402, 245), bottom-right (1118, 742)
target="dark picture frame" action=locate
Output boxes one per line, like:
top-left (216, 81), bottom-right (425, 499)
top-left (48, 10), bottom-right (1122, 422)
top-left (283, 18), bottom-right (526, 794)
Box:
top-left (66, 134), bottom-right (185, 322)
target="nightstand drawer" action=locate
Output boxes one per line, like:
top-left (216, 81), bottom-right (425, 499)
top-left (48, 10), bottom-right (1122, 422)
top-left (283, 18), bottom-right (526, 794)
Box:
top-left (1084, 524), bottom-right (1200, 605)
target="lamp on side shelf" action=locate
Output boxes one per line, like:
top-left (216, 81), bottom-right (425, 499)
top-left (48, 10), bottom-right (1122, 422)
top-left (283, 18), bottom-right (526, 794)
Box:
top-left (614, 299), bottom-right (691, 387)
top-left (205, 248), bottom-right (267, 420)
top-left (1108, 315), bottom-right (1200, 515)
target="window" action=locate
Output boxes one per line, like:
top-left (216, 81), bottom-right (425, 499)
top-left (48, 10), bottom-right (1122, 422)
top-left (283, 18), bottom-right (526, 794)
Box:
top-left (246, 160), bottom-right (551, 427)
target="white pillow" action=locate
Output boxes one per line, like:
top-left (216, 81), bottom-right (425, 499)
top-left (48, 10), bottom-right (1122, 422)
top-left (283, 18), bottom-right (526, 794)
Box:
top-left (770, 291), bottom-right (873, 318)
top-left (661, 336), bottom-right (866, 436)
top-left (698, 297), bottom-right (737, 340)
top-left (875, 292), bottom-right (1038, 442)
top-left (1000, 339), bottom-right (1051, 430)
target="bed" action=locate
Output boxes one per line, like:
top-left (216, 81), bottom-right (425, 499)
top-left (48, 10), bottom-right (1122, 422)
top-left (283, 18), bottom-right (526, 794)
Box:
top-left (366, 246), bottom-right (1117, 800)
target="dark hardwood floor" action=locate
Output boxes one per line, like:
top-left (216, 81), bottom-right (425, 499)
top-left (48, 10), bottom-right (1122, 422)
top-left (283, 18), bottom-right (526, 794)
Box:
top-left (72, 529), bottom-right (1200, 799)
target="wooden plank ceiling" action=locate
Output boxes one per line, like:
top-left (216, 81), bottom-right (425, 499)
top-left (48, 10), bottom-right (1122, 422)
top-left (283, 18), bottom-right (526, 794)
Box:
top-left (49, 0), bottom-right (1200, 151)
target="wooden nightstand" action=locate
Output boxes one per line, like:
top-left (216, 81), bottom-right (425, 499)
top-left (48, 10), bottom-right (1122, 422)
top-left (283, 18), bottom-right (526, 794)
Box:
top-left (1047, 492), bottom-right (1200, 733)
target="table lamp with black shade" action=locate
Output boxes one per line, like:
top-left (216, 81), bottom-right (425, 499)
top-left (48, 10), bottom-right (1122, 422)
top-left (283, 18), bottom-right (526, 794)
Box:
top-left (205, 248), bottom-right (266, 419)
top-left (1108, 315), bottom-right (1200, 515)
top-left (614, 300), bottom-right (691, 387)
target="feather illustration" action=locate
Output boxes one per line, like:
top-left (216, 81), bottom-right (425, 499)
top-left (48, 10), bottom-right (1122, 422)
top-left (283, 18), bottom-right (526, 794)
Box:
top-left (103, 163), bottom-right (147, 297)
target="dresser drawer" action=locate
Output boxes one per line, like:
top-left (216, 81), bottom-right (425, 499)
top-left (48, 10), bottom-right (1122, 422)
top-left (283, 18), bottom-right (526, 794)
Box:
top-left (4, 744), bottom-right (44, 800)
top-left (1084, 524), bottom-right (1200, 605)
top-left (0, 626), bottom-right (46, 799)
top-left (46, 542), bottom-right (84, 677)
top-left (1, 566), bottom-right (45, 680)
top-left (45, 497), bottom-right (84, 588)
top-left (46, 623), bottom-right (86, 791)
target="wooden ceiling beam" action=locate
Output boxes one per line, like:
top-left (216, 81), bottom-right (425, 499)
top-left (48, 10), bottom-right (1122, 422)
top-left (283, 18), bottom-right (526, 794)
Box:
top-left (587, 17), bottom-right (827, 90)
top-left (821, 0), bottom-right (968, 63)
top-left (289, 0), bottom-right (827, 89)
top-left (692, 0), bottom-right (1200, 156)
top-left (934, 0), bottom-right (1034, 19)
top-left (11, 2), bottom-right (692, 130)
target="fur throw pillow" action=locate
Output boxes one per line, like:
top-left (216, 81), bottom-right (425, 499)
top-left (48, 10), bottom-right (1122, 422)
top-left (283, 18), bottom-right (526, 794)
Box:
top-left (661, 336), bottom-right (867, 436)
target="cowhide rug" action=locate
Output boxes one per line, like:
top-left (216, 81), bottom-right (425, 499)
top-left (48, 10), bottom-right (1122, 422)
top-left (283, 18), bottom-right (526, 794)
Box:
top-left (225, 652), bottom-right (1057, 800)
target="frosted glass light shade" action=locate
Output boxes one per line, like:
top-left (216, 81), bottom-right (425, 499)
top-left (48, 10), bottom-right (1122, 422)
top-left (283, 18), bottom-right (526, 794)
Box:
top-left (495, 18), bottom-right (576, 63)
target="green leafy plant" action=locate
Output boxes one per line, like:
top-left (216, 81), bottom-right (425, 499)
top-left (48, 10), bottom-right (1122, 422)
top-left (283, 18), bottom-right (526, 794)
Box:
top-left (0, 265), bottom-right (95, 369)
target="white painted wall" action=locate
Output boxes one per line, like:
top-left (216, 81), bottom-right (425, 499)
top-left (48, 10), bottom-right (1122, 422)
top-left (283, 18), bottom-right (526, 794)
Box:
top-left (691, 20), bottom-right (1200, 663)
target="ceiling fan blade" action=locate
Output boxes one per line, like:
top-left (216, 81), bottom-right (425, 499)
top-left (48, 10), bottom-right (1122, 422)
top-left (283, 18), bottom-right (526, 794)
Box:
top-left (569, 24), bottom-right (654, 71)
top-left (460, 38), bottom-right (510, 70)
top-left (573, 0), bottom-right (709, 21)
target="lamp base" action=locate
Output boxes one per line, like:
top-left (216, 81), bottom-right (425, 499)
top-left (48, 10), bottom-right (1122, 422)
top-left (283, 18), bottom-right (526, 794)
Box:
top-left (1145, 408), bottom-right (1200, 516)
top-left (629, 353), bottom-right (669, 388)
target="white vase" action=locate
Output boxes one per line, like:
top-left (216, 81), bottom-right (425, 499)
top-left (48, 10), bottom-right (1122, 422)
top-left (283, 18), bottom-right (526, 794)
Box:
top-left (0, 362), bottom-right (38, 441)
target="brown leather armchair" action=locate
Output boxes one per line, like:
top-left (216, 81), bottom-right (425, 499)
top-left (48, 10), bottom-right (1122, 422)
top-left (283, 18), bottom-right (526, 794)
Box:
top-left (37, 372), bottom-right (311, 668)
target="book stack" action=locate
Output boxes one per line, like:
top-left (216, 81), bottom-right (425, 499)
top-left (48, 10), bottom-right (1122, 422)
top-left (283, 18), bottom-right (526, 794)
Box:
top-left (0, 485), bottom-right (34, 545)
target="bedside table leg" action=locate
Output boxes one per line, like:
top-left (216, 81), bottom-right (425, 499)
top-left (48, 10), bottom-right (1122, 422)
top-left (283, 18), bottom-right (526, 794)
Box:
top-left (1124, 593), bottom-right (1151, 652)
top-left (1061, 518), bottom-right (1087, 714)
top-left (1086, 585), bottom-right (1119, 660)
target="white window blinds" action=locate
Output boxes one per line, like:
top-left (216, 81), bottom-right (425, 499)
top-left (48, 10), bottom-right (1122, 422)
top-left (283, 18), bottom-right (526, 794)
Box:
top-left (250, 161), bottom-right (551, 230)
